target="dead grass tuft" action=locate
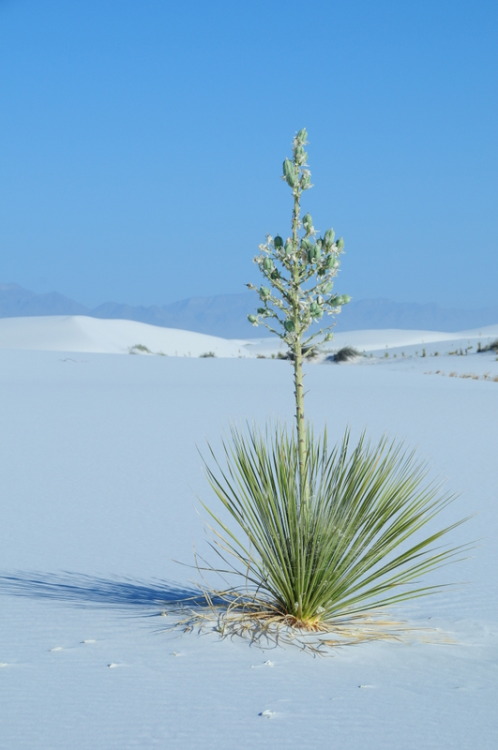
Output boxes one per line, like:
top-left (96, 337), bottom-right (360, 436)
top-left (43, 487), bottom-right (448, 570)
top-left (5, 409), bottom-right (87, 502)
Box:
top-left (159, 591), bottom-right (453, 654)
top-left (425, 370), bottom-right (498, 383)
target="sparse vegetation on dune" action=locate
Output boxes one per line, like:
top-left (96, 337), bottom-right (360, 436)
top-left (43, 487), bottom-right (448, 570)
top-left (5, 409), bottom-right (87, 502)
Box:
top-left (327, 346), bottom-right (361, 363)
top-left (477, 339), bottom-right (498, 353)
top-left (426, 370), bottom-right (498, 383)
top-left (129, 343), bottom-right (152, 354)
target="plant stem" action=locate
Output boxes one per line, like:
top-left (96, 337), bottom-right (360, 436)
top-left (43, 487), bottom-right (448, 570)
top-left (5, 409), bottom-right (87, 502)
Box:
top-left (293, 331), bottom-right (308, 507)
top-left (291, 185), bottom-right (308, 507)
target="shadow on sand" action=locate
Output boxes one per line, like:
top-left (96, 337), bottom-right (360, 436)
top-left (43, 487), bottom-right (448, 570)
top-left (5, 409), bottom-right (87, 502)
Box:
top-left (0, 570), bottom-right (216, 611)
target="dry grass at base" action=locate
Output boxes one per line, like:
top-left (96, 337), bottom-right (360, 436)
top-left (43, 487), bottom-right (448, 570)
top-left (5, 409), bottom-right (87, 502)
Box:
top-left (159, 593), bottom-right (455, 655)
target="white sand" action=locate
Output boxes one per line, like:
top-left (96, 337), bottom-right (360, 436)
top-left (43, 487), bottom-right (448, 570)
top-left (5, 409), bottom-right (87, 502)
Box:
top-left (0, 316), bottom-right (497, 749)
top-left (1, 314), bottom-right (497, 358)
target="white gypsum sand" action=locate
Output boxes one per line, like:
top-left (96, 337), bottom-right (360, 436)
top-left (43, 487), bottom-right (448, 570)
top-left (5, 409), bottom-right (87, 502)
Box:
top-left (0, 316), bottom-right (497, 749)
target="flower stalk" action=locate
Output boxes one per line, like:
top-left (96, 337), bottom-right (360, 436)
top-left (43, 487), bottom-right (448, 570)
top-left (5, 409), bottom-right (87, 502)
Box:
top-left (248, 128), bottom-right (350, 506)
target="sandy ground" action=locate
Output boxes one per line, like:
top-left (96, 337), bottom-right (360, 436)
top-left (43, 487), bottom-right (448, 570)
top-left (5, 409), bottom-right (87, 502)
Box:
top-left (1, 317), bottom-right (497, 749)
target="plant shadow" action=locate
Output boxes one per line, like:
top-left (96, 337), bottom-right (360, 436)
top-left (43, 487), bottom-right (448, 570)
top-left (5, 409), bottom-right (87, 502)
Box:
top-left (0, 570), bottom-right (219, 612)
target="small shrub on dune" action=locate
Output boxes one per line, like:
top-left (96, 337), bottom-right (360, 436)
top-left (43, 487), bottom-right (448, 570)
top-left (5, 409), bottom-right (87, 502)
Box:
top-left (199, 130), bottom-right (468, 643)
top-left (478, 339), bottom-right (498, 353)
top-left (328, 346), bottom-right (361, 363)
top-left (129, 343), bottom-right (152, 354)
top-left (277, 345), bottom-right (319, 361)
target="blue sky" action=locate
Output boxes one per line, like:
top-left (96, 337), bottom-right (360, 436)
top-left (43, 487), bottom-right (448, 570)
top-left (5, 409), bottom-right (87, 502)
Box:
top-left (1, 0), bottom-right (497, 309)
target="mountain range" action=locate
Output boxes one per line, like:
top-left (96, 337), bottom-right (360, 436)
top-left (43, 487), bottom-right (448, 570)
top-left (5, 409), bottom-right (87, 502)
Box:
top-left (1, 283), bottom-right (497, 337)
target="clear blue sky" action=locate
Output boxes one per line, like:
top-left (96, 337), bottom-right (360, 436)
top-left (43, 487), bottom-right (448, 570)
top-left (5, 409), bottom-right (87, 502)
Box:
top-left (1, 0), bottom-right (497, 309)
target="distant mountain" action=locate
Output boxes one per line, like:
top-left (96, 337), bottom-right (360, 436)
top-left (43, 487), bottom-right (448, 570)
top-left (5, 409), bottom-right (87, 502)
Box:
top-left (335, 298), bottom-right (498, 333)
top-left (0, 283), bottom-right (88, 317)
top-left (1, 283), bottom-right (497, 336)
top-left (92, 294), bottom-right (257, 337)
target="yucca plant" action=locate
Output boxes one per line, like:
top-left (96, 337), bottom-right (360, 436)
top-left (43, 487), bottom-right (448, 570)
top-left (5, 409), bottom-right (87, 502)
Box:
top-left (204, 427), bottom-right (466, 631)
top-left (200, 130), bottom-right (467, 636)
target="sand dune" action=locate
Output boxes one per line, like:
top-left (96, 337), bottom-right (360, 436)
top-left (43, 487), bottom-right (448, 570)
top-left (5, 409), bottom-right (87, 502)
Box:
top-left (0, 315), bottom-right (246, 356)
top-left (0, 314), bottom-right (497, 357)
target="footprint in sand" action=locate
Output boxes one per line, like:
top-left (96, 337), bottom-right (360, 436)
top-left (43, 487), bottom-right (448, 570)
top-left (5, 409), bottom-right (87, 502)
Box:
top-left (251, 660), bottom-right (275, 669)
top-left (50, 641), bottom-right (97, 651)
